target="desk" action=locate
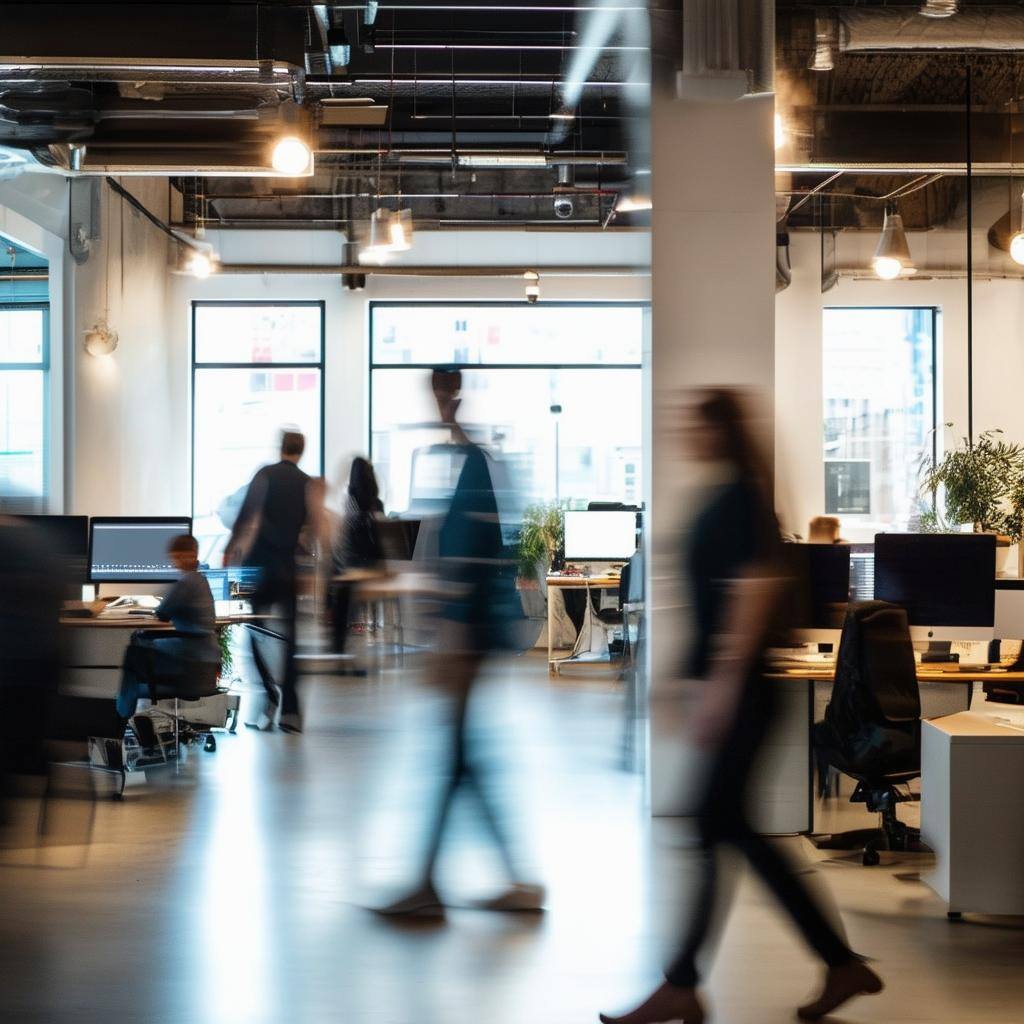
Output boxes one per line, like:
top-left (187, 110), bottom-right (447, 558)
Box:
top-left (921, 711), bottom-right (1024, 916)
top-left (545, 574), bottom-right (621, 676)
top-left (747, 667), bottom-right (1004, 835)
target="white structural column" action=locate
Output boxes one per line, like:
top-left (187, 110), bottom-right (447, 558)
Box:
top-left (647, 76), bottom-right (777, 813)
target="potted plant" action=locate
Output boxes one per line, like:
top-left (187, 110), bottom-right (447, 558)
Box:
top-left (919, 427), bottom-right (1024, 574)
top-left (516, 501), bottom-right (564, 584)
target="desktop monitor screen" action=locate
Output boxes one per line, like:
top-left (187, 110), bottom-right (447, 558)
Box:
top-left (873, 533), bottom-right (995, 629)
top-left (563, 510), bottom-right (638, 562)
top-left (16, 515), bottom-right (89, 584)
top-left (786, 543), bottom-right (851, 630)
top-left (89, 517), bottom-right (192, 583)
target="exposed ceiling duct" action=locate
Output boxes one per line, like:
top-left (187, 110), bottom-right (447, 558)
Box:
top-left (839, 8), bottom-right (1024, 52)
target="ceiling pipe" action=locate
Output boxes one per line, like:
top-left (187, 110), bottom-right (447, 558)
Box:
top-left (215, 263), bottom-right (650, 277)
top-left (839, 8), bottom-right (1024, 51)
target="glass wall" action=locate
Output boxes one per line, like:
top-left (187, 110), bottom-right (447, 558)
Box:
top-left (192, 302), bottom-right (324, 565)
top-left (0, 304), bottom-right (49, 513)
top-left (370, 303), bottom-right (644, 512)
top-left (822, 306), bottom-right (936, 533)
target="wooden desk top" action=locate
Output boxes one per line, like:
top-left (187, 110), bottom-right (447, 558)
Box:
top-left (546, 575), bottom-right (621, 588)
top-left (59, 614), bottom-right (269, 629)
top-left (766, 666), bottom-right (1024, 684)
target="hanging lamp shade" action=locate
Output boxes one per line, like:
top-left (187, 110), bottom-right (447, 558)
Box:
top-left (872, 208), bottom-right (916, 279)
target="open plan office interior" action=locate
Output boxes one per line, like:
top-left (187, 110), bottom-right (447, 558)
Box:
top-left (4, 3), bottom-right (1024, 1023)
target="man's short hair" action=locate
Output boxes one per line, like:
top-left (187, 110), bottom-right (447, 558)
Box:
top-left (168, 534), bottom-right (198, 555)
top-left (281, 430), bottom-right (306, 458)
top-left (431, 367), bottom-right (462, 391)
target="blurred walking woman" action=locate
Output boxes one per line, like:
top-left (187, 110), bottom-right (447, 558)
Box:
top-left (600, 389), bottom-right (882, 1024)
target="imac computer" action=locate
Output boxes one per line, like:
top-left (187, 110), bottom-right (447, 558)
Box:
top-left (89, 517), bottom-right (192, 586)
top-left (563, 509), bottom-right (639, 564)
top-left (873, 532), bottom-right (995, 642)
top-left (786, 542), bottom-right (851, 647)
top-left (16, 515), bottom-right (89, 592)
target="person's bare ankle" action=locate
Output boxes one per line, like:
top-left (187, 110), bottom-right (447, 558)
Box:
top-left (797, 960), bottom-right (883, 1021)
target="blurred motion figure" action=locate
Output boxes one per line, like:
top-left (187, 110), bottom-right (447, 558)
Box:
top-left (601, 390), bottom-right (881, 1024)
top-left (375, 368), bottom-right (542, 917)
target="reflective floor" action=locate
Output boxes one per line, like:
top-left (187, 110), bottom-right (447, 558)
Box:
top-left (1, 654), bottom-right (1023, 1024)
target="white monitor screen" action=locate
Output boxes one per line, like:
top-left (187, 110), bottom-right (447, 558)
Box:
top-left (563, 510), bottom-right (637, 561)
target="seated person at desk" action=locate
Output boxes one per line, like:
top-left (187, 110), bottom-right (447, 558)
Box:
top-left (114, 534), bottom-right (220, 723)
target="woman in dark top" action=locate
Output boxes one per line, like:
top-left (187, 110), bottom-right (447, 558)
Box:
top-left (601, 390), bottom-right (881, 1024)
top-left (329, 457), bottom-right (385, 652)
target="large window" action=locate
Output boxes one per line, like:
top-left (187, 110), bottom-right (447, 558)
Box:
top-left (0, 303), bottom-right (49, 512)
top-left (192, 302), bottom-right (324, 565)
top-left (370, 303), bottom-right (644, 512)
top-left (822, 307), bottom-right (936, 533)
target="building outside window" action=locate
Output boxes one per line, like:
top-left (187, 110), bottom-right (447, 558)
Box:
top-left (369, 303), bottom-right (644, 513)
top-left (191, 301), bottom-right (324, 565)
top-left (822, 306), bottom-right (936, 534)
top-left (0, 303), bottom-right (49, 513)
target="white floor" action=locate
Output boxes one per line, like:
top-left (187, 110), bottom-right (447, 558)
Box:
top-left (1, 652), bottom-right (1023, 1023)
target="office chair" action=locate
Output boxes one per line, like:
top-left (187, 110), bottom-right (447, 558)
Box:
top-left (812, 600), bottom-right (924, 866)
top-left (134, 643), bottom-right (224, 765)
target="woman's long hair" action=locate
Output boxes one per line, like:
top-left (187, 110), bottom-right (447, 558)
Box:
top-left (348, 456), bottom-right (382, 513)
top-left (694, 388), bottom-right (773, 507)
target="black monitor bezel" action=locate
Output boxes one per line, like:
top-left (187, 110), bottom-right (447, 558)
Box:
top-left (562, 509), bottom-right (641, 562)
top-left (873, 531), bottom-right (996, 628)
top-left (88, 516), bottom-right (193, 584)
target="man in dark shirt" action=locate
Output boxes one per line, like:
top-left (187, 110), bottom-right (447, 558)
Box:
top-left (115, 534), bottom-right (219, 722)
top-left (225, 430), bottom-right (313, 734)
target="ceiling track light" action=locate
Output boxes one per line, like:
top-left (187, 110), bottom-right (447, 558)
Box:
top-left (919, 0), bottom-right (958, 17)
top-left (872, 204), bottom-right (916, 280)
top-left (271, 135), bottom-right (314, 176)
top-left (523, 269), bottom-right (540, 304)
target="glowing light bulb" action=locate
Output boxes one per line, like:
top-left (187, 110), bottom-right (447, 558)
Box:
top-left (187, 251), bottom-right (213, 279)
top-left (774, 113), bottom-right (787, 150)
top-left (271, 136), bottom-right (312, 175)
top-left (1010, 233), bottom-right (1024, 266)
top-left (872, 256), bottom-right (903, 280)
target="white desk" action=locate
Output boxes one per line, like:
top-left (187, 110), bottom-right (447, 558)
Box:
top-left (922, 711), bottom-right (1024, 917)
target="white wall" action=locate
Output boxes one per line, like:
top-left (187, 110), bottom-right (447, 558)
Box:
top-left (776, 229), bottom-right (1024, 540)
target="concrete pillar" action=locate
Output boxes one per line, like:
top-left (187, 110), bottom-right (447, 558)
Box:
top-left (646, 79), bottom-right (776, 813)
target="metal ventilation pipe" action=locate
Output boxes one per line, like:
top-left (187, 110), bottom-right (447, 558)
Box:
top-left (840, 8), bottom-right (1024, 51)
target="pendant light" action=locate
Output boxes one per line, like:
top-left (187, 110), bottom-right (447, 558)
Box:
top-left (872, 203), bottom-right (916, 280)
top-left (1010, 190), bottom-right (1024, 266)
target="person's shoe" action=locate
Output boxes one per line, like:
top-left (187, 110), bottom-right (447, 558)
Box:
top-left (599, 982), bottom-right (705, 1024)
top-left (472, 883), bottom-right (546, 912)
top-left (278, 712), bottom-right (303, 734)
top-left (371, 883), bottom-right (445, 919)
top-left (797, 960), bottom-right (884, 1021)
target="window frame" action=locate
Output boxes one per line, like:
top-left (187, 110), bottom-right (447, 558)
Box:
top-left (190, 300), bottom-right (326, 518)
top-left (0, 301), bottom-right (51, 506)
top-left (368, 300), bottom-right (648, 470)
top-left (821, 304), bottom-right (938, 523)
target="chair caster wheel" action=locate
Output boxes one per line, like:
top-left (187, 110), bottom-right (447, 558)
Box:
top-left (948, 911), bottom-right (963, 922)
top-left (204, 736), bottom-right (217, 752)
top-left (862, 847), bottom-right (881, 867)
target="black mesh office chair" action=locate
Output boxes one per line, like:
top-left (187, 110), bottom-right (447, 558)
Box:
top-left (812, 600), bottom-right (924, 865)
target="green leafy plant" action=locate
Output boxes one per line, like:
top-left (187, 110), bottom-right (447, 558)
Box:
top-left (217, 624), bottom-right (234, 679)
top-left (920, 427), bottom-right (1024, 538)
top-left (516, 502), bottom-right (564, 580)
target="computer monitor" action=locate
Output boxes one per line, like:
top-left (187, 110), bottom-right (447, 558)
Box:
top-left (873, 532), bottom-right (995, 641)
top-left (786, 543), bottom-right (851, 644)
top-left (200, 566), bottom-right (261, 601)
top-left (89, 517), bottom-right (192, 584)
top-left (16, 515), bottom-right (89, 589)
top-left (563, 509), bottom-right (638, 563)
